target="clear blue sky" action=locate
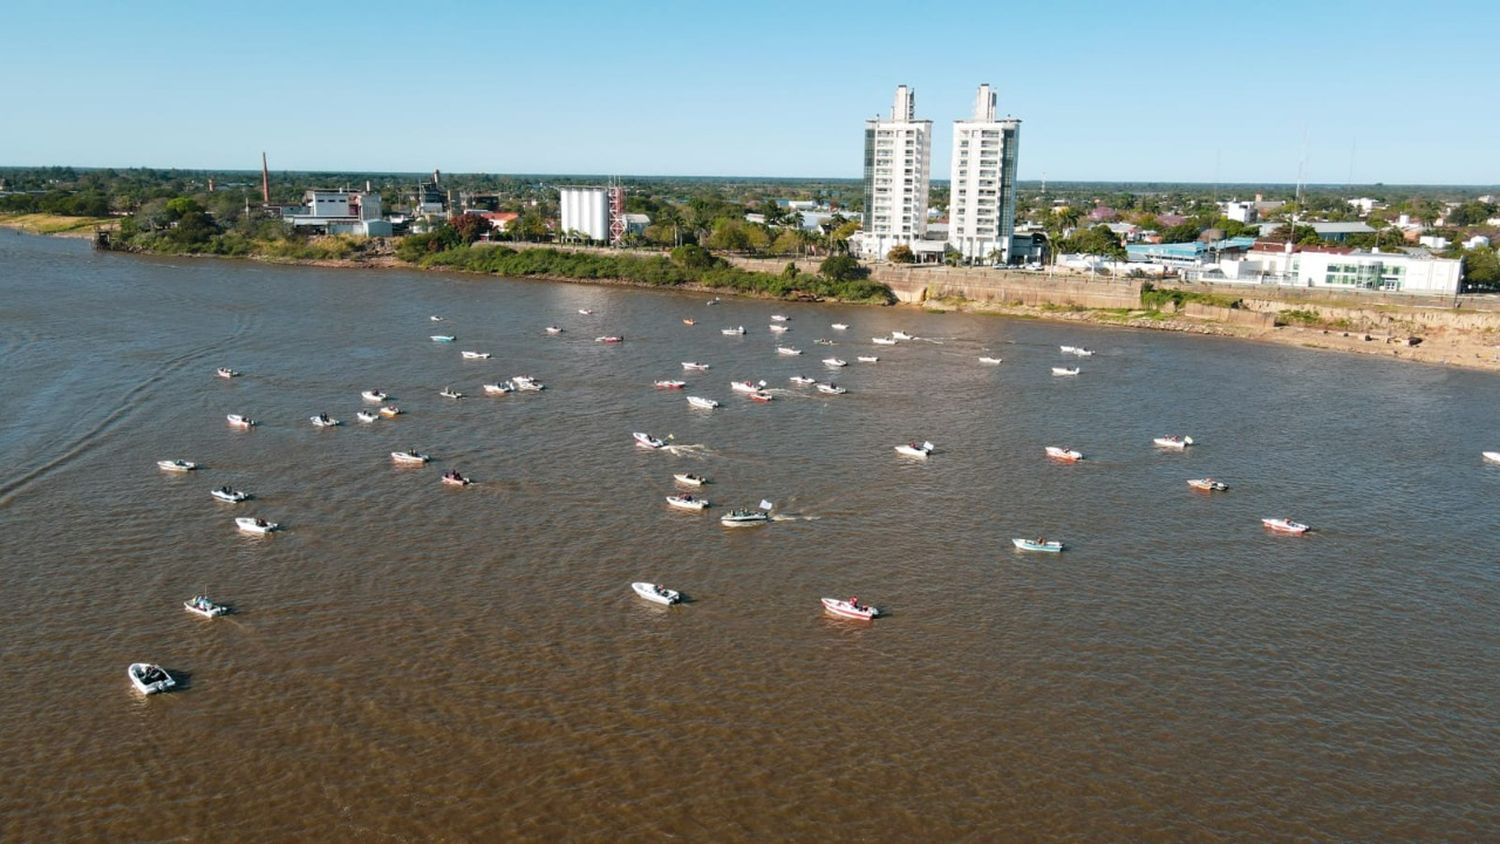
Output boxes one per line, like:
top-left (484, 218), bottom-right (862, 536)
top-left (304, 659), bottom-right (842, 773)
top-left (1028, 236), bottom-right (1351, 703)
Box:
top-left (6, 0), bottom-right (1498, 184)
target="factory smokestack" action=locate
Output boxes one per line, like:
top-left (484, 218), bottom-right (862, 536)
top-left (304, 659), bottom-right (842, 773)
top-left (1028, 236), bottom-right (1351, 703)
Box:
top-left (261, 152), bottom-right (270, 205)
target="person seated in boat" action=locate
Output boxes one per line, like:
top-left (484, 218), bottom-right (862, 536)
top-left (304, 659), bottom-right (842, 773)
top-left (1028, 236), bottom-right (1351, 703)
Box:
top-left (848, 596), bottom-right (861, 610)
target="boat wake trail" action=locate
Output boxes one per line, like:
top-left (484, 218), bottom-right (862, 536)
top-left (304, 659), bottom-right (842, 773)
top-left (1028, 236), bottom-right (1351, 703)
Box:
top-left (771, 513), bottom-right (821, 522)
top-left (664, 443), bottom-right (713, 458)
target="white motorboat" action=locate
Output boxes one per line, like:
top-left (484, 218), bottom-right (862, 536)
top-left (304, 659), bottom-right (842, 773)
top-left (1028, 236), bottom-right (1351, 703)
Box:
top-left (483, 381), bottom-right (515, 395)
top-left (577, 308), bottom-right (593, 315)
top-left (378, 405), bottom-right (402, 417)
top-left (856, 355), bottom-right (878, 363)
top-left (461, 351), bottom-right (491, 359)
top-left (1188, 478), bottom-right (1229, 492)
top-left (545, 326), bottom-right (563, 334)
top-left (666, 494), bottom-right (709, 511)
top-left (822, 357), bottom-right (847, 367)
top-left (768, 324), bottom-right (790, 333)
top-left (682, 318), bottom-right (696, 325)
top-left (1484, 451), bottom-right (1500, 463)
top-left (215, 367), bottom-right (238, 379)
top-left (1059, 345), bottom-right (1079, 353)
top-left (1045, 446), bottom-right (1083, 461)
top-left (748, 391), bottom-right (773, 403)
top-left (721, 326), bottom-right (746, 335)
top-left (441, 470), bottom-right (471, 487)
top-left (770, 314), bottom-right (789, 322)
top-left (1262, 517), bottom-right (1310, 535)
top-left (731, 380), bottom-right (766, 393)
top-left (184, 595), bottom-right (229, 618)
top-left (430, 315), bottom-right (444, 322)
top-left (632, 581), bottom-right (681, 606)
top-left (512, 376), bottom-right (544, 391)
top-left (776, 346), bottom-right (802, 355)
top-left (687, 396), bottom-right (720, 409)
top-left (978, 356), bottom-right (1003, 365)
top-left (1051, 367), bottom-right (1080, 376)
top-left (1153, 435), bottom-right (1194, 449)
top-left (817, 384), bottom-right (847, 395)
top-left (681, 362), bottom-right (711, 371)
top-left (226, 414), bottom-right (256, 428)
top-left (814, 338), bottom-right (835, 346)
top-left (235, 516), bottom-right (278, 535)
top-left (673, 472), bottom-right (707, 486)
top-left (891, 330), bottom-right (914, 340)
top-left (356, 410), bottom-right (379, 423)
top-left (831, 323), bottom-right (849, 331)
top-left (655, 380), bottom-right (687, 390)
top-left (310, 414), bottom-right (340, 427)
top-left (821, 597), bottom-right (879, 620)
top-left (872, 337), bottom-right (897, 345)
top-left (895, 440), bottom-right (935, 458)
top-left (430, 335), bottom-right (456, 343)
top-left (595, 335), bottom-right (624, 343)
top-left (391, 450), bottom-right (430, 464)
top-left (1071, 348), bottom-right (1096, 357)
top-left (361, 390), bottom-right (387, 402)
top-left (128, 663), bottom-right (176, 695)
top-left (1012, 538), bottom-right (1064, 553)
top-left (789, 375), bottom-right (816, 385)
top-left (158, 459), bottom-right (196, 472)
top-left (720, 508), bottom-right (770, 527)
top-left (633, 432), bottom-right (667, 449)
top-left (210, 486), bottom-right (248, 503)
top-left (439, 387), bottom-right (464, 399)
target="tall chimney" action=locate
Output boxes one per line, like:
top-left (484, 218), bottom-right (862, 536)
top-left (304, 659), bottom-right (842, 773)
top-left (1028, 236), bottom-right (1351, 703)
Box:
top-left (261, 152), bottom-right (270, 205)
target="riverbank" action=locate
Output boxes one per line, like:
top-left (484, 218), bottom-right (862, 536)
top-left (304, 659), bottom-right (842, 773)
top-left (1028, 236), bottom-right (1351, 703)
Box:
top-left (0, 212), bottom-right (116, 237)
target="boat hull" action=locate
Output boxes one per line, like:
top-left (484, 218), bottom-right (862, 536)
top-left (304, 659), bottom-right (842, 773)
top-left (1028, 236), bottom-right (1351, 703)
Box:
top-left (128, 663), bottom-right (175, 695)
top-left (821, 598), bottom-right (878, 620)
top-left (632, 582), bottom-right (681, 605)
top-left (1011, 538), bottom-right (1063, 552)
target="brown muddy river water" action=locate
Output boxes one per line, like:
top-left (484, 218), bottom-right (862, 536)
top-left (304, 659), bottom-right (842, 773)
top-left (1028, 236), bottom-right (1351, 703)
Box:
top-left (2, 233), bottom-right (1497, 840)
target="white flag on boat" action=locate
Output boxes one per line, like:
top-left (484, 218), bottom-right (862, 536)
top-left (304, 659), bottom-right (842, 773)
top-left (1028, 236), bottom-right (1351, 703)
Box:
top-left (923, 441), bottom-right (935, 451)
top-left (759, 499), bottom-right (774, 511)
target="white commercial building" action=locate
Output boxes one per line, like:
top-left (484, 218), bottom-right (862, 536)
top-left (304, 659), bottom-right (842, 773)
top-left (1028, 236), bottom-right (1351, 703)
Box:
top-left (559, 187), bottom-right (610, 242)
top-left (283, 189), bottom-right (391, 236)
top-left (858, 85), bottom-right (932, 260)
top-left (1195, 246), bottom-right (1464, 295)
top-left (947, 84), bottom-right (1022, 264)
top-left (1220, 200), bottom-right (1258, 223)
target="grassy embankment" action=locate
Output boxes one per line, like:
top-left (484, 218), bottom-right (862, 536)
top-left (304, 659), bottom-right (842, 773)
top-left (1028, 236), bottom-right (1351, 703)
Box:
top-left (0, 212), bottom-right (116, 235)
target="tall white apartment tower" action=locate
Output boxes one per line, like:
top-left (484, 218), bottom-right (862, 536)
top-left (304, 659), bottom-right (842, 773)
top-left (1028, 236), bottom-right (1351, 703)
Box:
top-left (948, 84), bottom-right (1022, 264)
top-left (861, 85), bottom-right (932, 259)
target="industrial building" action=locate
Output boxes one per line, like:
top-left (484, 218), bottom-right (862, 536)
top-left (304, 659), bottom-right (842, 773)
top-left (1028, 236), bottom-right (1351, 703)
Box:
top-left (948, 84), bottom-right (1022, 264)
top-left (282, 189), bottom-right (392, 236)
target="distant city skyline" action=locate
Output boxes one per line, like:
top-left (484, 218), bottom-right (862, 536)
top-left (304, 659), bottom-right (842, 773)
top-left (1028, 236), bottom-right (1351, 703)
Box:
top-left (7, 1), bottom-right (1499, 184)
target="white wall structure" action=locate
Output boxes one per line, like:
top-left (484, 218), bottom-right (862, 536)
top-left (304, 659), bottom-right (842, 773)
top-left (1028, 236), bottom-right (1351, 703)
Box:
top-left (1197, 248), bottom-right (1464, 295)
top-left (283, 189), bottom-right (389, 235)
top-left (859, 85), bottom-right (932, 260)
top-left (1220, 200), bottom-right (1257, 223)
top-left (559, 187), bottom-right (610, 242)
top-left (947, 84), bottom-right (1022, 264)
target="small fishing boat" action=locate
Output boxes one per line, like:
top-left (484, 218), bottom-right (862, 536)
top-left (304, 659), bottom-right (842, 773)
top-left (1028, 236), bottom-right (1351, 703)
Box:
top-left (731, 380), bottom-right (766, 393)
top-left (771, 314), bottom-right (789, 322)
top-left (431, 335), bottom-right (456, 343)
top-left (821, 597), bottom-right (879, 620)
top-left (361, 389), bottom-right (387, 402)
top-left (655, 380), bottom-right (687, 390)
top-left (379, 405), bottom-right (402, 417)
top-left (128, 663), bottom-right (176, 695)
top-left (215, 367), bottom-right (238, 379)
top-left (768, 324), bottom-right (790, 334)
top-left (721, 326), bottom-right (746, 335)
top-left (461, 351), bottom-right (491, 359)
top-left (895, 441), bottom-right (935, 458)
top-left (856, 355), bottom-right (878, 363)
top-left (632, 582), bottom-right (681, 606)
top-left (1262, 517), bottom-right (1310, 535)
top-left (776, 346), bottom-right (802, 356)
top-left (577, 309), bottom-right (593, 315)
top-left (1484, 451), bottom-right (1500, 463)
top-left (978, 356), bottom-right (1003, 365)
top-left (789, 375), bottom-right (816, 385)
top-left (1012, 538), bottom-right (1063, 553)
top-left (595, 335), bottom-right (623, 344)
top-left (817, 384), bottom-right (847, 395)
top-left (483, 382), bottom-right (515, 395)
top-left (814, 338), bottom-right (835, 346)
top-left (682, 362), bottom-right (710, 371)
top-left (356, 410), bottom-right (379, 423)
top-left (1188, 478), bottom-right (1229, 492)
top-left (872, 337), bottom-right (897, 345)
top-left (822, 357), bottom-right (847, 367)
top-left (226, 414), bottom-right (256, 428)
top-left (831, 323), bottom-right (849, 330)
top-left (210, 486), bottom-right (248, 503)
top-left (720, 508), bottom-right (770, 527)
top-left (391, 449), bottom-right (430, 464)
top-left (633, 432), bottom-right (667, 449)
top-left (707, 298), bottom-right (721, 305)
top-left (235, 516), bottom-right (278, 535)
top-left (682, 319), bottom-right (696, 326)
top-left (1051, 367), bottom-right (1080, 376)
top-left (1059, 345), bottom-right (1078, 353)
top-left (891, 330), bottom-right (914, 340)
top-left (748, 391), bottom-right (774, 402)
top-left (430, 315), bottom-right (444, 322)
top-left (666, 494), bottom-right (709, 511)
top-left (158, 459), bottom-right (196, 472)
top-left (1071, 348), bottom-right (1096, 357)
top-left (687, 396), bottom-right (719, 409)
top-left (673, 473), bottom-right (707, 486)
top-left (545, 326), bottom-right (563, 334)
top-left (1045, 446), bottom-right (1083, 461)
top-left (439, 387), bottom-right (464, 399)
top-left (1153, 435), bottom-right (1194, 450)
top-left (184, 595), bottom-right (229, 618)
top-left (512, 376), bottom-right (545, 391)
top-left (309, 413), bottom-right (340, 427)
top-left (441, 470), bottom-right (471, 487)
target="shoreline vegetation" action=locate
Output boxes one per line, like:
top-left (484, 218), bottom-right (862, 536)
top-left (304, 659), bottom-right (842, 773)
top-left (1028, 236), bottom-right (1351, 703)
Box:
top-left (4, 213), bottom-right (1497, 372)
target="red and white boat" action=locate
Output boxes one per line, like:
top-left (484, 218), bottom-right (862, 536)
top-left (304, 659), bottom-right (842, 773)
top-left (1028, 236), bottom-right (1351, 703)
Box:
top-left (731, 380), bottom-right (765, 393)
top-left (821, 597), bottom-right (879, 620)
top-left (654, 380), bottom-right (687, 389)
top-left (633, 432), bottom-right (667, 449)
top-left (748, 391), bottom-right (774, 402)
top-left (1188, 478), bottom-right (1228, 492)
top-left (1262, 517), bottom-right (1309, 535)
top-left (441, 470), bottom-right (471, 487)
